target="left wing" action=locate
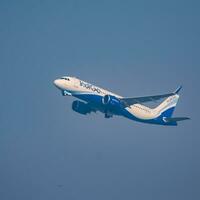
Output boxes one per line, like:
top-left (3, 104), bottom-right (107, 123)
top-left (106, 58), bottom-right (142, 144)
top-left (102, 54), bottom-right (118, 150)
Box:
top-left (120, 86), bottom-right (182, 107)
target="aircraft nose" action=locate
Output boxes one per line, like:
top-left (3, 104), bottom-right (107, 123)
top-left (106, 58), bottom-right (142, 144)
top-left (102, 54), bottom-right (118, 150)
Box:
top-left (53, 79), bottom-right (62, 88)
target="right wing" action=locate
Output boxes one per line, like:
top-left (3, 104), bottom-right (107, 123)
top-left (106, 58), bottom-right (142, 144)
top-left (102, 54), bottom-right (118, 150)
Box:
top-left (120, 86), bottom-right (182, 107)
top-left (120, 93), bottom-right (174, 107)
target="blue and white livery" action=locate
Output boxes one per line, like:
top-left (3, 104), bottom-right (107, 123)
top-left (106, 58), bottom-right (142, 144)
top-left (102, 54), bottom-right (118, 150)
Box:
top-left (54, 76), bottom-right (189, 126)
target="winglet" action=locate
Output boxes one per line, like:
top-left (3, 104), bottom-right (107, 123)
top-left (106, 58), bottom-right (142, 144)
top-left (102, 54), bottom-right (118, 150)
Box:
top-left (174, 86), bottom-right (182, 94)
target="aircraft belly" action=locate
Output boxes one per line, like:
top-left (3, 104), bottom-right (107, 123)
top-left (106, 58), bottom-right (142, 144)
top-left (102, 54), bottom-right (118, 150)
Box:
top-left (127, 107), bottom-right (155, 120)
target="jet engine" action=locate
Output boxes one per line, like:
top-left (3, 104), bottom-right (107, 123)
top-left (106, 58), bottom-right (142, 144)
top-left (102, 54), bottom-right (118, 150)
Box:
top-left (72, 100), bottom-right (92, 115)
top-left (102, 95), bottom-right (122, 109)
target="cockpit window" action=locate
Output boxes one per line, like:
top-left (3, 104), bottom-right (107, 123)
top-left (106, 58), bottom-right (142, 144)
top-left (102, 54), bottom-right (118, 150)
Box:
top-left (60, 77), bottom-right (70, 81)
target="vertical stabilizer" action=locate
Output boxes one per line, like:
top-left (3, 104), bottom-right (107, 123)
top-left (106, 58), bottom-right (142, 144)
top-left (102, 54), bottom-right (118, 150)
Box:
top-left (154, 94), bottom-right (179, 118)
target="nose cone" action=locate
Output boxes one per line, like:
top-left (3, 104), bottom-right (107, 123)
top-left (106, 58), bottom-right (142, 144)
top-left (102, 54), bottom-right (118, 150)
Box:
top-left (53, 79), bottom-right (59, 86)
top-left (53, 79), bottom-right (62, 89)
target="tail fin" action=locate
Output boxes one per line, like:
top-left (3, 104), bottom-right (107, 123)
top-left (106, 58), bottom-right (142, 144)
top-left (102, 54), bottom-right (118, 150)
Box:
top-left (154, 86), bottom-right (182, 118)
top-left (153, 86), bottom-right (190, 125)
top-left (154, 94), bottom-right (180, 118)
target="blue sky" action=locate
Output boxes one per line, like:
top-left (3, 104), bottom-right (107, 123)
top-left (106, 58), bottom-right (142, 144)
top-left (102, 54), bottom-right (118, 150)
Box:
top-left (0, 0), bottom-right (200, 200)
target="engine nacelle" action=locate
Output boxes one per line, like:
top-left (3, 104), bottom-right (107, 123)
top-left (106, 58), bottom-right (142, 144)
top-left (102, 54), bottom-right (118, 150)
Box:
top-left (102, 95), bottom-right (122, 109)
top-left (72, 101), bottom-right (91, 115)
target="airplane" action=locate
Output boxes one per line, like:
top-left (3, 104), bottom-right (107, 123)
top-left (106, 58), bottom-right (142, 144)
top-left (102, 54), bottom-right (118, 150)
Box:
top-left (53, 76), bottom-right (190, 126)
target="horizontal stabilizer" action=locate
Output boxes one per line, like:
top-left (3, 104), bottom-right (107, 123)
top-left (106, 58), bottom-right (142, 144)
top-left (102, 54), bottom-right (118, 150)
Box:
top-left (164, 117), bottom-right (190, 123)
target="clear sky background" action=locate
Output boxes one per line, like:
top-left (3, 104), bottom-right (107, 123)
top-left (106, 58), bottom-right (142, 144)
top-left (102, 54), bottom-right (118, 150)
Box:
top-left (0, 0), bottom-right (200, 200)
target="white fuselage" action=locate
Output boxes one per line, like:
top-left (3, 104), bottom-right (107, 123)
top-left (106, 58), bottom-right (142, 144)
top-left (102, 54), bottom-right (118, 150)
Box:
top-left (53, 76), bottom-right (187, 126)
top-left (54, 77), bottom-right (160, 120)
